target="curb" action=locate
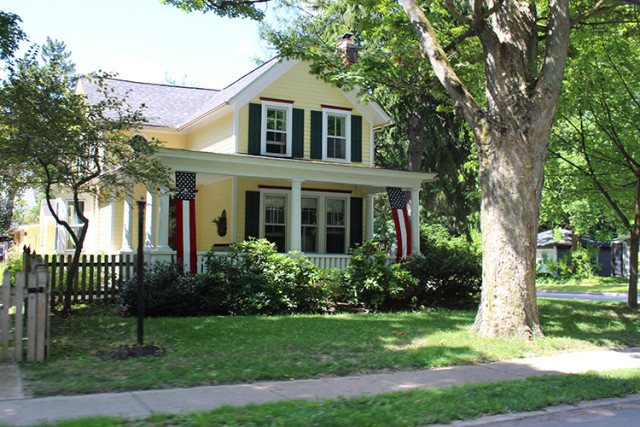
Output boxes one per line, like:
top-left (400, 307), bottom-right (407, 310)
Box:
top-left (441, 393), bottom-right (640, 426)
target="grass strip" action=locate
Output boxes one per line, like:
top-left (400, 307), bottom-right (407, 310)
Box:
top-left (30, 368), bottom-right (640, 427)
top-left (536, 276), bottom-right (629, 293)
top-left (22, 299), bottom-right (640, 396)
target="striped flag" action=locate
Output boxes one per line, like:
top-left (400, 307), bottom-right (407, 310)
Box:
top-left (175, 171), bottom-right (197, 274)
top-left (386, 187), bottom-right (411, 262)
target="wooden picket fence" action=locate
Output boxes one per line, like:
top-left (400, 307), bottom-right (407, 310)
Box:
top-left (0, 254), bottom-right (50, 362)
top-left (43, 254), bottom-right (137, 307)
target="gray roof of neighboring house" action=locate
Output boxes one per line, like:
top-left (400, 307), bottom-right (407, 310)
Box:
top-left (537, 229), bottom-right (611, 248)
top-left (79, 57), bottom-right (281, 128)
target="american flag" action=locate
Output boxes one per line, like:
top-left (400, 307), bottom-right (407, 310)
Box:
top-left (175, 171), bottom-right (197, 274)
top-left (386, 187), bottom-right (411, 262)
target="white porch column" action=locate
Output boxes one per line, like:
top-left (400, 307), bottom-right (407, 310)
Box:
top-left (121, 188), bottom-right (134, 252)
top-left (290, 178), bottom-right (303, 252)
top-left (410, 187), bottom-right (421, 255)
top-left (365, 193), bottom-right (375, 241)
top-left (109, 191), bottom-right (116, 252)
top-left (156, 190), bottom-right (170, 250)
top-left (145, 188), bottom-right (157, 248)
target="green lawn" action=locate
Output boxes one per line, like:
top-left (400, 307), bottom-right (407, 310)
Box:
top-left (537, 276), bottom-right (629, 293)
top-left (31, 368), bottom-right (640, 427)
top-left (22, 299), bottom-right (640, 397)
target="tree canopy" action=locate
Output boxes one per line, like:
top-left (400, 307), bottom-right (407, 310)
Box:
top-left (0, 44), bottom-right (170, 313)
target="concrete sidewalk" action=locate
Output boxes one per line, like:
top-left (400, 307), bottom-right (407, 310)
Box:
top-left (1, 348), bottom-right (640, 426)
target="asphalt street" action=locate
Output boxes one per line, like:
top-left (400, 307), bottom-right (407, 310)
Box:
top-left (448, 395), bottom-right (640, 426)
top-left (537, 290), bottom-right (638, 302)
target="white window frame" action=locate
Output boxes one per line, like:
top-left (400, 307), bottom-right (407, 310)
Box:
top-left (258, 189), bottom-right (350, 254)
top-left (322, 108), bottom-right (351, 163)
top-left (261, 101), bottom-right (293, 158)
top-left (259, 190), bottom-right (290, 252)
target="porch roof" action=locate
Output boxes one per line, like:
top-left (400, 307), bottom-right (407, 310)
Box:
top-left (155, 148), bottom-right (436, 192)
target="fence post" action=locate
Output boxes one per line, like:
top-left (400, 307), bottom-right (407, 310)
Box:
top-left (14, 272), bottom-right (24, 362)
top-left (0, 272), bottom-right (10, 362)
top-left (26, 255), bottom-right (50, 362)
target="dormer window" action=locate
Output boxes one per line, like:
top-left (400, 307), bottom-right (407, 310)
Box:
top-left (261, 100), bottom-right (292, 157)
top-left (322, 107), bottom-right (351, 162)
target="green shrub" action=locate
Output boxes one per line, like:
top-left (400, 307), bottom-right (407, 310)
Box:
top-left (204, 239), bottom-right (328, 315)
top-left (118, 262), bottom-right (226, 317)
top-left (344, 241), bottom-right (416, 310)
top-left (571, 247), bottom-right (600, 279)
top-left (400, 250), bottom-right (481, 310)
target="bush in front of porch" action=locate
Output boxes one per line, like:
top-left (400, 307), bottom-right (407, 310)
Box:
top-left (118, 235), bottom-right (482, 317)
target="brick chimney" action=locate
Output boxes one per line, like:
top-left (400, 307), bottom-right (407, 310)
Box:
top-left (337, 32), bottom-right (358, 66)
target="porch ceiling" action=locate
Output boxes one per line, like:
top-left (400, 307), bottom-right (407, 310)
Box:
top-left (155, 148), bottom-right (437, 191)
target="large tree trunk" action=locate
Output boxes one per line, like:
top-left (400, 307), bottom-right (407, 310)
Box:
top-left (402, 0), bottom-right (569, 337)
top-left (472, 124), bottom-right (548, 338)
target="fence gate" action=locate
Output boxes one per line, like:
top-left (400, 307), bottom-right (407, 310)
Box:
top-left (0, 250), bottom-right (50, 362)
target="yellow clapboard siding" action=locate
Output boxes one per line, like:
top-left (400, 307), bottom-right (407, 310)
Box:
top-left (196, 179), bottom-right (233, 250)
top-left (238, 61), bottom-right (372, 164)
top-left (142, 130), bottom-right (187, 150)
top-left (187, 113), bottom-right (235, 152)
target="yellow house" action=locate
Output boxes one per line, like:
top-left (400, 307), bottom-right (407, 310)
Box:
top-left (35, 56), bottom-right (435, 270)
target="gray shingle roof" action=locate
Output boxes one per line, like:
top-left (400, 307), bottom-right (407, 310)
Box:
top-left (79, 57), bottom-right (281, 128)
top-left (537, 229), bottom-right (610, 248)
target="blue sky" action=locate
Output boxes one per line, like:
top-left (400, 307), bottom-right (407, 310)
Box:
top-left (1, 0), bottom-right (275, 88)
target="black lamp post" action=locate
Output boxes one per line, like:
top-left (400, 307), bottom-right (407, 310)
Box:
top-left (136, 198), bottom-right (145, 346)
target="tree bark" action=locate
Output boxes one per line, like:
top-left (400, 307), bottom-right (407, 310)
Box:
top-left (2, 189), bottom-right (16, 233)
top-left (628, 179), bottom-right (640, 309)
top-left (472, 124), bottom-right (547, 338)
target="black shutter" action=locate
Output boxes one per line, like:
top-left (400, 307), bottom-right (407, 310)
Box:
top-left (245, 191), bottom-right (260, 240)
top-left (350, 197), bottom-right (363, 249)
top-left (292, 108), bottom-right (304, 158)
top-left (351, 115), bottom-right (362, 163)
top-left (248, 103), bottom-right (261, 155)
top-left (310, 110), bottom-right (323, 159)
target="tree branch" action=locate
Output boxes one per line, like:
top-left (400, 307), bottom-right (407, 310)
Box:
top-left (401, 0), bottom-right (484, 133)
top-left (535, 0), bottom-right (570, 102)
top-left (204, 0), bottom-right (270, 11)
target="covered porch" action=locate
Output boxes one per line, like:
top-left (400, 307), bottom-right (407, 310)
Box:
top-left (125, 148), bottom-right (436, 269)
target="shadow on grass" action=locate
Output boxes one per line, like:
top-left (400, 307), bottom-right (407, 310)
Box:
top-left (539, 299), bottom-right (640, 346)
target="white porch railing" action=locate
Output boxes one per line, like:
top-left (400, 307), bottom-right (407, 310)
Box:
top-left (195, 251), bottom-right (352, 272)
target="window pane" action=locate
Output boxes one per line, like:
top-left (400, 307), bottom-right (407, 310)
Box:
top-left (67, 201), bottom-right (85, 225)
top-left (326, 227), bottom-right (345, 253)
top-left (265, 196), bottom-right (285, 224)
top-left (265, 225), bottom-right (286, 252)
top-left (301, 226), bottom-right (317, 252)
top-left (327, 137), bottom-right (346, 159)
top-left (326, 198), bottom-right (345, 226)
top-left (301, 198), bottom-right (317, 225)
top-left (267, 108), bottom-right (286, 131)
top-left (328, 114), bottom-right (345, 137)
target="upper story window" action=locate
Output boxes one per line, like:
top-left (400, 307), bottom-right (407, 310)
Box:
top-left (261, 100), bottom-right (292, 157)
top-left (322, 108), bottom-right (351, 162)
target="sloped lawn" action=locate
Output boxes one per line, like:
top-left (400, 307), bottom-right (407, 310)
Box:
top-left (22, 299), bottom-right (640, 397)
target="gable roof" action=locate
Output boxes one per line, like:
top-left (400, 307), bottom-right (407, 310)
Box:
top-left (78, 77), bottom-right (219, 128)
top-left (537, 229), bottom-right (611, 249)
top-left (77, 57), bottom-right (391, 131)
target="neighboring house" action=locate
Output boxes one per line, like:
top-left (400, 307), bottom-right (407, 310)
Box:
top-left (610, 235), bottom-right (639, 278)
top-left (23, 54), bottom-right (436, 270)
top-left (536, 229), bottom-right (611, 277)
